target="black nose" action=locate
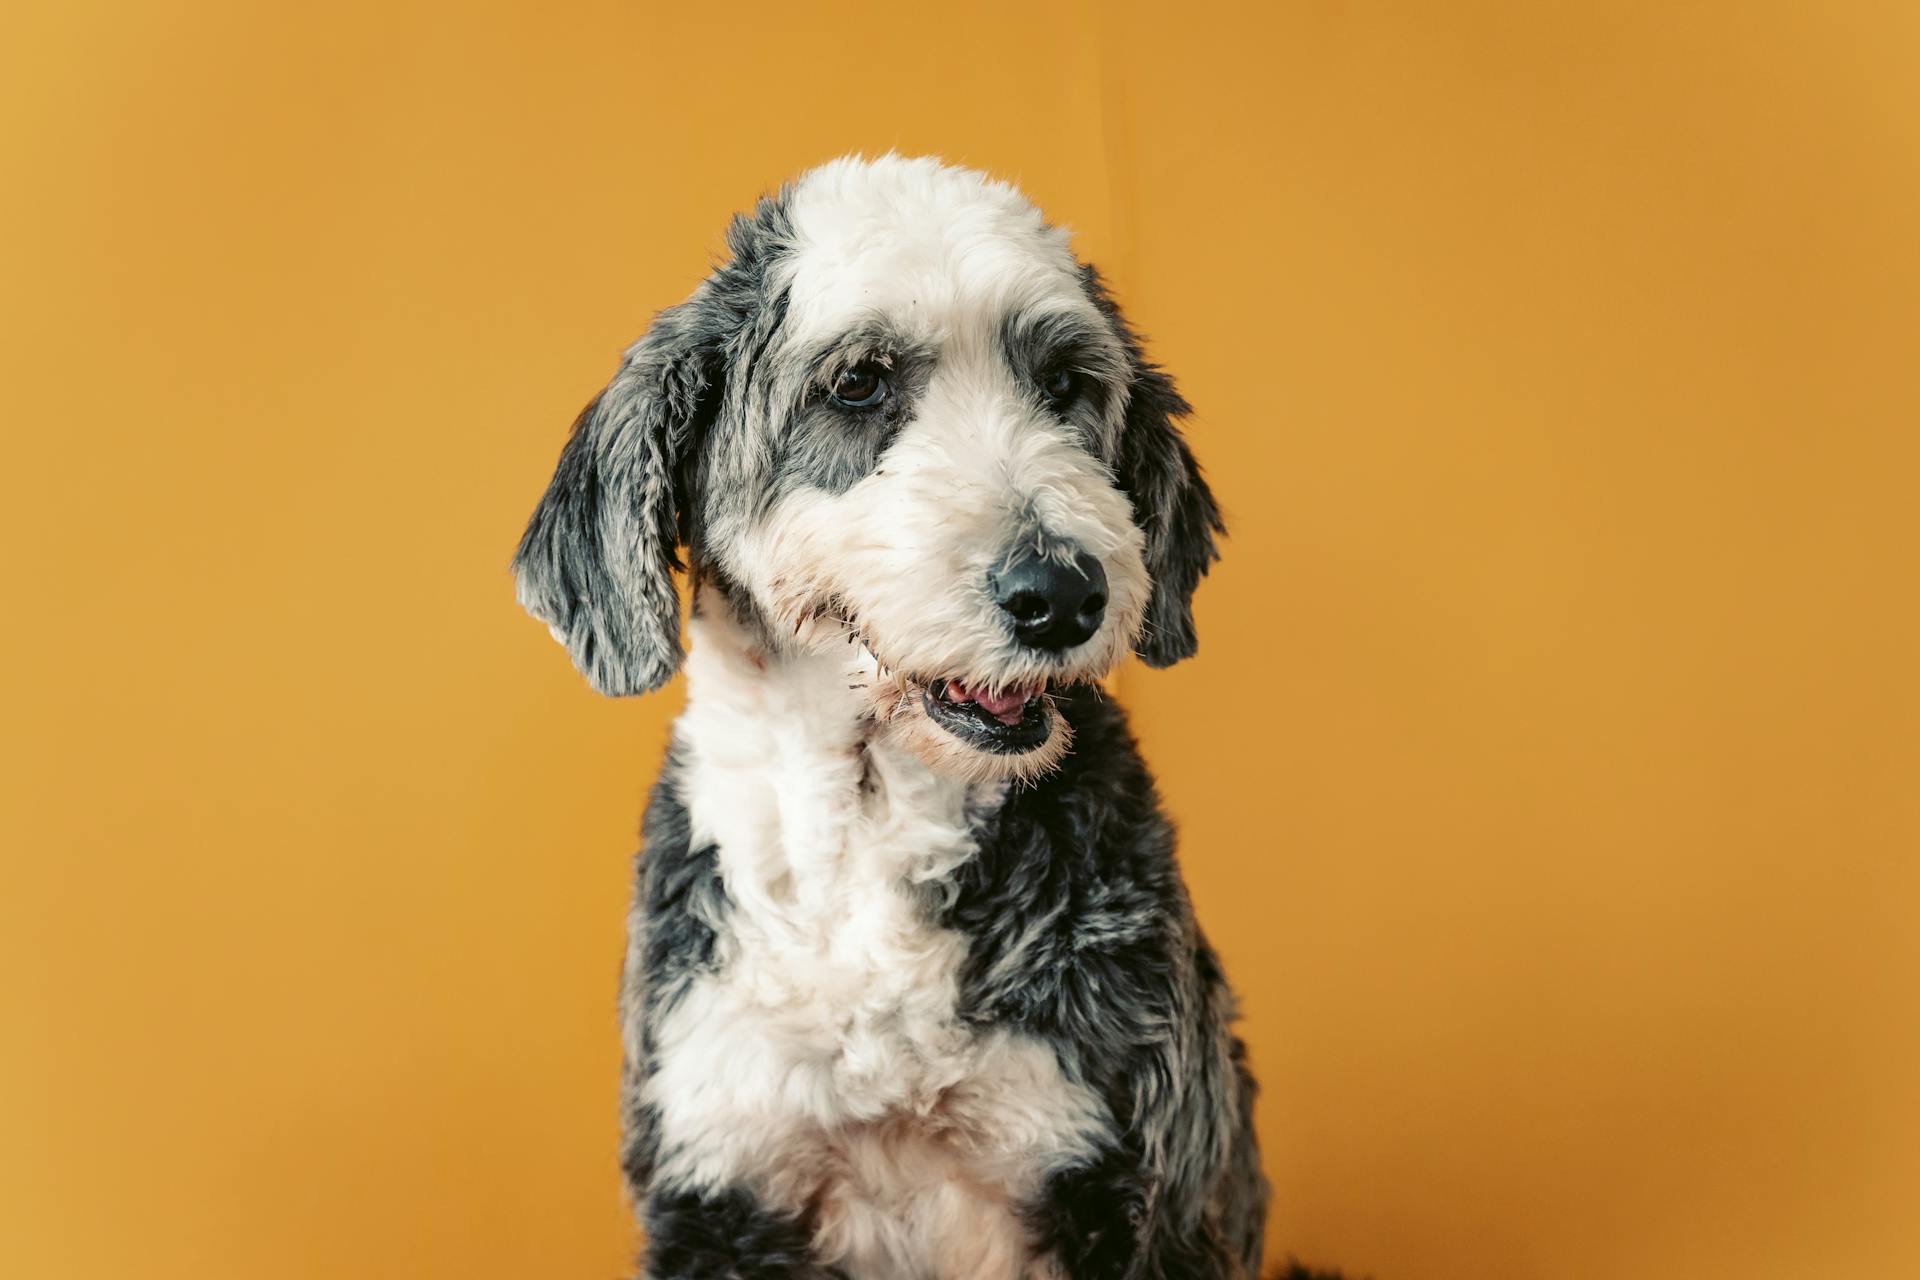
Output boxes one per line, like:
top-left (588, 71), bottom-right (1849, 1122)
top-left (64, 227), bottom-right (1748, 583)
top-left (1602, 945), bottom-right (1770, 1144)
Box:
top-left (991, 547), bottom-right (1108, 652)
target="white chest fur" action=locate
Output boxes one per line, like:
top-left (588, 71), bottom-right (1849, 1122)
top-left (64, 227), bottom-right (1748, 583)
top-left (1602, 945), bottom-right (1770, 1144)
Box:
top-left (641, 616), bottom-right (1103, 1280)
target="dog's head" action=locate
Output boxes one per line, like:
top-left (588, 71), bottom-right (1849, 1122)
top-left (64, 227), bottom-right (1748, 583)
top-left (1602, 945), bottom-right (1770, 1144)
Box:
top-left (515, 155), bottom-right (1222, 781)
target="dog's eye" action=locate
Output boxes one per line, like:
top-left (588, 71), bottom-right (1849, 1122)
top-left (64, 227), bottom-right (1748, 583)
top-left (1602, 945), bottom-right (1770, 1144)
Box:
top-left (1041, 367), bottom-right (1078, 404)
top-left (830, 366), bottom-right (889, 409)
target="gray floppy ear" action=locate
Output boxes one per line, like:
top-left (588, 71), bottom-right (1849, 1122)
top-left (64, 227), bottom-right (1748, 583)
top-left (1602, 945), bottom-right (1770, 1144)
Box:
top-left (1086, 267), bottom-right (1226, 666)
top-left (512, 305), bottom-right (718, 696)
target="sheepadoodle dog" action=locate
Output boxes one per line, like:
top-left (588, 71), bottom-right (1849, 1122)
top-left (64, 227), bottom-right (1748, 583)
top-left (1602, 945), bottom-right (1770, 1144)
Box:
top-left (515, 155), bottom-right (1266, 1279)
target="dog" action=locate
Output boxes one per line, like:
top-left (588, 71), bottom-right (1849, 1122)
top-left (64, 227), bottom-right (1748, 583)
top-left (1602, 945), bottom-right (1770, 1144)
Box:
top-left (514, 155), bottom-right (1266, 1279)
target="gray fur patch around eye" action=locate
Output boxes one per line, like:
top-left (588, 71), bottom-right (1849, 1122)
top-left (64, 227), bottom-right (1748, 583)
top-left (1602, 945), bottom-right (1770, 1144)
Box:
top-left (999, 306), bottom-right (1132, 453)
top-left (760, 327), bottom-right (936, 502)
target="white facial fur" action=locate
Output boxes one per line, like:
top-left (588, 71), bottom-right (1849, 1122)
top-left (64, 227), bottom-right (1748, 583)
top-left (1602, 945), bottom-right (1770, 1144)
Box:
top-left (720, 156), bottom-right (1152, 781)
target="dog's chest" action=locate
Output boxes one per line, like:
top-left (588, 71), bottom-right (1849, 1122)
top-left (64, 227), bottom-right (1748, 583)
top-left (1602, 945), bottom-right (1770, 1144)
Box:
top-left (645, 648), bottom-right (1101, 1278)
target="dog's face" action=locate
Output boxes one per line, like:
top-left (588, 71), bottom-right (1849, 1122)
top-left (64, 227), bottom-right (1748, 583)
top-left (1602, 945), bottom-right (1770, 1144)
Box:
top-left (516, 156), bottom-right (1221, 781)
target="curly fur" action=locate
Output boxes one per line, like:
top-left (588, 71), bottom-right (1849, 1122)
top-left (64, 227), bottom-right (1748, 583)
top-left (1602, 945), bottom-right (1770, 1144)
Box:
top-left (516, 155), bottom-right (1261, 1279)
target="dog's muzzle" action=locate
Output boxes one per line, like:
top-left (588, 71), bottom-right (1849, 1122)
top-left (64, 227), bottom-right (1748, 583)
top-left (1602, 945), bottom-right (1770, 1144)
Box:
top-left (991, 545), bottom-right (1108, 652)
top-left (904, 540), bottom-right (1112, 761)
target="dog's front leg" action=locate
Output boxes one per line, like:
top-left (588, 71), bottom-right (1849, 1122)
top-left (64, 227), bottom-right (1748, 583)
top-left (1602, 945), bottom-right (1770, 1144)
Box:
top-left (1031, 1145), bottom-right (1247, 1280)
top-left (1028, 1145), bottom-right (1158, 1280)
top-left (638, 1185), bottom-right (836, 1280)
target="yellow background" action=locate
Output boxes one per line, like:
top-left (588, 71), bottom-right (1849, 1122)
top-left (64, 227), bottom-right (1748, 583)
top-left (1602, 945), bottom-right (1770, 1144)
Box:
top-left (4, 2), bottom-right (1916, 1278)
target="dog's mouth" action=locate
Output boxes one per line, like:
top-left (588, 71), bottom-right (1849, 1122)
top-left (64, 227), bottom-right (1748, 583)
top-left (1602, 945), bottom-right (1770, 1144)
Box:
top-left (920, 677), bottom-right (1056, 754)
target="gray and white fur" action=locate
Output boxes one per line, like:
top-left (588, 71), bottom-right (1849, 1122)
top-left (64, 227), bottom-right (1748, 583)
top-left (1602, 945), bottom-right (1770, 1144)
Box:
top-left (514, 155), bottom-right (1264, 1279)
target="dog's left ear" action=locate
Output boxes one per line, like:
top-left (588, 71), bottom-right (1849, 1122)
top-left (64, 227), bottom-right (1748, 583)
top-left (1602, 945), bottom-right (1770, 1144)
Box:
top-left (1088, 268), bottom-right (1227, 666)
top-left (512, 301), bottom-right (721, 696)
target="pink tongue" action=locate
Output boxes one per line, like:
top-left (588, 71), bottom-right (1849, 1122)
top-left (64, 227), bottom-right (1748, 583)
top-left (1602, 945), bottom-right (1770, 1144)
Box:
top-left (949, 680), bottom-right (1034, 725)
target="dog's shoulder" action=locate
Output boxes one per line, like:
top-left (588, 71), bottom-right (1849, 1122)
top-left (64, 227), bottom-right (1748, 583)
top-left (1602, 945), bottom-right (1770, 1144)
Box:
top-left (938, 686), bottom-right (1201, 1037)
top-left (975, 683), bottom-right (1183, 889)
top-left (627, 747), bottom-right (729, 1035)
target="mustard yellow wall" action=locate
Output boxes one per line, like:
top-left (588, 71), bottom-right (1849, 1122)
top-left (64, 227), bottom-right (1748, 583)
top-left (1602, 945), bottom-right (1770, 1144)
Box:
top-left (4, 3), bottom-right (1915, 1278)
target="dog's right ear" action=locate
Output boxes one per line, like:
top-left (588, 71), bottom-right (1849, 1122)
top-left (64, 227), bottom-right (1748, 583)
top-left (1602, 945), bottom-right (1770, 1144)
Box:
top-left (512, 304), bottom-right (719, 696)
top-left (1082, 265), bottom-right (1226, 667)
